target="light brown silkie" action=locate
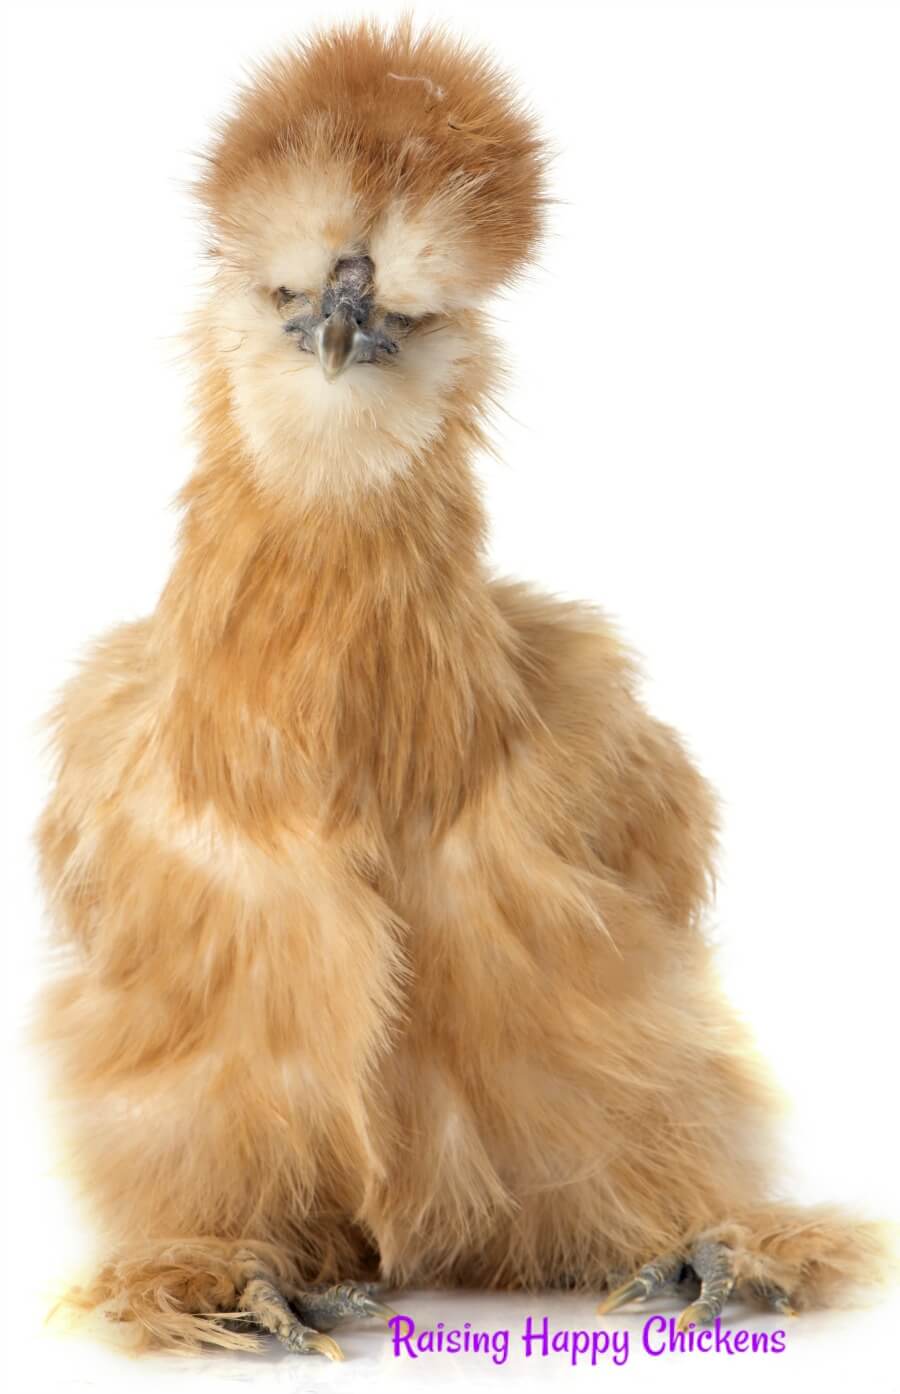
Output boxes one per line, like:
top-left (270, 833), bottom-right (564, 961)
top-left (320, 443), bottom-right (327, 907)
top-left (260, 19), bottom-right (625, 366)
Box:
top-left (36, 18), bottom-right (891, 1357)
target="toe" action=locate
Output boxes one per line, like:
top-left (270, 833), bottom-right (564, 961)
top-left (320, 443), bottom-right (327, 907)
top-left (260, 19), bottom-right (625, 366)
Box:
top-left (295, 1330), bottom-right (345, 1361)
top-left (675, 1240), bottom-right (735, 1328)
top-left (357, 1296), bottom-right (397, 1323)
top-left (676, 1299), bottom-right (717, 1332)
top-left (758, 1284), bottom-right (798, 1318)
top-left (597, 1253), bottom-right (685, 1315)
top-left (294, 1280), bottom-right (397, 1327)
top-left (597, 1276), bottom-right (653, 1315)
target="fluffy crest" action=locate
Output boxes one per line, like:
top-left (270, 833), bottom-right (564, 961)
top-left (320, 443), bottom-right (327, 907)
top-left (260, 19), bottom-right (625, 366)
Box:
top-left (197, 19), bottom-right (549, 312)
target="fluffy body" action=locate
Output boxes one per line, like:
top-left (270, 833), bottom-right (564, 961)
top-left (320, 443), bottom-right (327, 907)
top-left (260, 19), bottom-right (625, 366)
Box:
top-left (36, 20), bottom-right (888, 1352)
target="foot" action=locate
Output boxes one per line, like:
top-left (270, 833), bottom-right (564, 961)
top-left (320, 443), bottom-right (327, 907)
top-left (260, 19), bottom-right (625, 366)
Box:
top-left (234, 1252), bottom-right (395, 1359)
top-left (597, 1239), bottom-right (796, 1329)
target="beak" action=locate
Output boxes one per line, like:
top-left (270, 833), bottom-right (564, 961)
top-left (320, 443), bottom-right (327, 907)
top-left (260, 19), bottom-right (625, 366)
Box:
top-left (315, 304), bottom-right (364, 381)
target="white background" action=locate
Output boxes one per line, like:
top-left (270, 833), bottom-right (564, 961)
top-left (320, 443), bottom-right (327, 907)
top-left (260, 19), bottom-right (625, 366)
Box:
top-left (2, 1), bottom-right (898, 1391)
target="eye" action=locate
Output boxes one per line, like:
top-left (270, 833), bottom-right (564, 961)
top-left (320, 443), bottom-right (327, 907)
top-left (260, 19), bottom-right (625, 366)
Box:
top-left (274, 286), bottom-right (306, 309)
top-left (383, 312), bottom-right (414, 334)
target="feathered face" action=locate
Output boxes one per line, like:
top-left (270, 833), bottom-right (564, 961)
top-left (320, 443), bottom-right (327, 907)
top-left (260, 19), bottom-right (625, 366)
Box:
top-left (198, 24), bottom-right (546, 498)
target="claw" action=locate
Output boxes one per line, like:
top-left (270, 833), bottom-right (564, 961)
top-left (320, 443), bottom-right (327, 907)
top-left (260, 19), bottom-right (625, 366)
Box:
top-left (303, 1331), bottom-right (345, 1361)
top-left (361, 1298), bottom-right (397, 1324)
top-left (676, 1300), bottom-right (715, 1332)
top-left (761, 1285), bottom-right (797, 1318)
top-left (597, 1253), bottom-right (685, 1316)
top-left (597, 1277), bottom-right (652, 1315)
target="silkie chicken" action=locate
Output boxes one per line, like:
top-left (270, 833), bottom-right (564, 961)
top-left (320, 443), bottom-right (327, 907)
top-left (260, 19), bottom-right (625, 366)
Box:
top-left (36, 18), bottom-right (889, 1360)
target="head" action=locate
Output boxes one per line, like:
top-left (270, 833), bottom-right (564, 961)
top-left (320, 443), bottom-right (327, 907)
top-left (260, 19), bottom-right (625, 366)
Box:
top-left (195, 21), bottom-right (547, 500)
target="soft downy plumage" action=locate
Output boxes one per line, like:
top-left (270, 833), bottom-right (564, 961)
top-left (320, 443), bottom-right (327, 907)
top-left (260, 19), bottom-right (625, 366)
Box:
top-left (36, 17), bottom-right (891, 1357)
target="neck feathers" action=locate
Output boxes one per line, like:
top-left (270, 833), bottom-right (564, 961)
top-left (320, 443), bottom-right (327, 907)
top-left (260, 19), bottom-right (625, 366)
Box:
top-left (157, 380), bottom-right (533, 837)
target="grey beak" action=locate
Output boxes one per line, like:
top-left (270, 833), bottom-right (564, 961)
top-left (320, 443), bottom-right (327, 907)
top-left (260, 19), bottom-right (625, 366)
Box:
top-left (315, 304), bottom-right (366, 381)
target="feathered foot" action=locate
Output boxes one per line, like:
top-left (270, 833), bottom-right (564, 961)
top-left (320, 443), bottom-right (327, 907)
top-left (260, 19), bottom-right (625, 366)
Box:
top-left (234, 1251), bottom-right (395, 1360)
top-left (58, 1240), bottom-right (397, 1356)
top-left (597, 1207), bottom-right (893, 1329)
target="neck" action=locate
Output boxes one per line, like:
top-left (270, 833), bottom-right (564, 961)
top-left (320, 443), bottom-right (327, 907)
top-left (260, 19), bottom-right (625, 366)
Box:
top-left (157, 369), bottom-right (533, 836)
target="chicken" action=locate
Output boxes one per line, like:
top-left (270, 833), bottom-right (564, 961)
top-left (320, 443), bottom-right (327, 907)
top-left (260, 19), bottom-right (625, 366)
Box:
top-left (36, 19), bottom-right (889, 1359)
